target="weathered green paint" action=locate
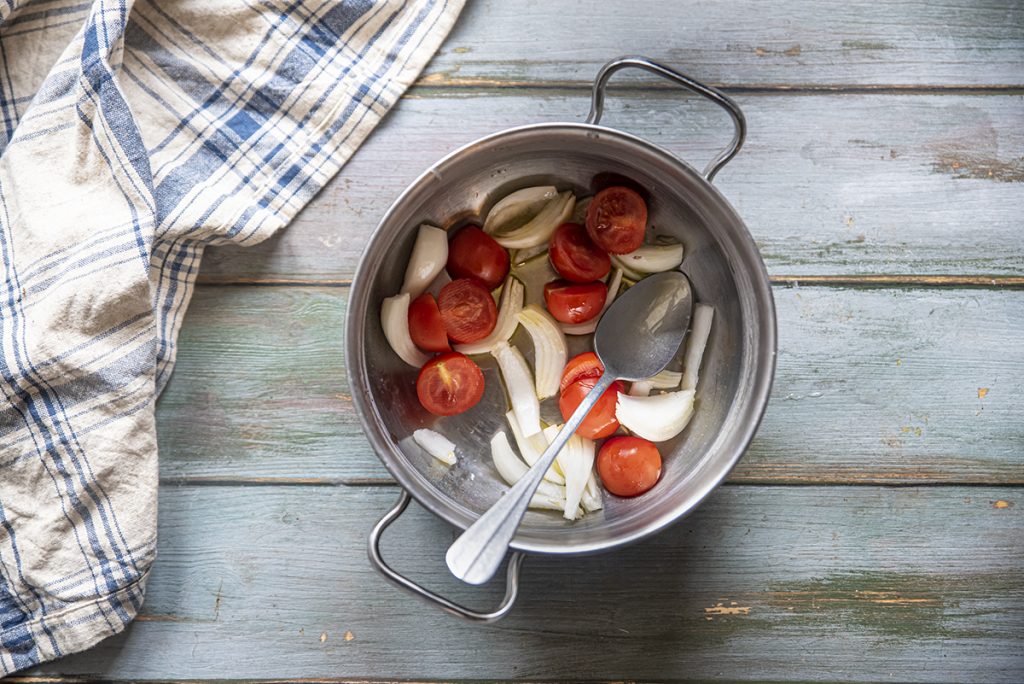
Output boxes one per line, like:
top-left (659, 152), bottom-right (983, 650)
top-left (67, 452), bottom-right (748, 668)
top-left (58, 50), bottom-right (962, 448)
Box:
top-left (25, 485), bottom-right (1024, 682)
top-left (156, 285), bottom-right (1024, 485)
top-left (199, 93), bottom-right (1024, 282)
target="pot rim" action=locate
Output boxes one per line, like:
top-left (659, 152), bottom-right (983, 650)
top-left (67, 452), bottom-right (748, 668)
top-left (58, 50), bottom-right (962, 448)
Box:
top-left (346, 121), bottom-right (777, 556)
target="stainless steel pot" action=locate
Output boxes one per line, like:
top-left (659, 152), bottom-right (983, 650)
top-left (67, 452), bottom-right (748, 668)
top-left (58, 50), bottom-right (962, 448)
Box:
top-left (346, 57), bottom-right (777, 622)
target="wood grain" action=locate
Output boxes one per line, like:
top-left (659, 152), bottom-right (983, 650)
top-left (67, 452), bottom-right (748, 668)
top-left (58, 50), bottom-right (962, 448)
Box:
top-left (24, 484), bottom-right (1024, 682)
top-left (155, 285), bottom-right (1024, 485)
top-left (197, 92), bottom-right (1024, 283)
top-left (415, 0), bottom-right (1024, 89)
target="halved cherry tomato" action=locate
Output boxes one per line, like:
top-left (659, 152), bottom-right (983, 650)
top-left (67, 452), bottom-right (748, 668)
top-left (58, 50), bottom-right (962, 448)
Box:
top-left (438, 278), bottom-right (498, 343)
top-left (559, 377), bottom-right (625, 439)
top-left (586, 186), bottom-right (648, 254)
top-left (446, 225), bottom-right (510, 290)
top-left (407, 293), bottom-right (450, 353)
top-left (416, 352), bottom-right (485, 416)
top-left (549, 222), bottom-right (610, 283)
top-left (560, 351), bottom-right (604, 392)
top-left (543, 280), bottom-right (606, 324)
top-left (597, 436), bottom-right (662, 497)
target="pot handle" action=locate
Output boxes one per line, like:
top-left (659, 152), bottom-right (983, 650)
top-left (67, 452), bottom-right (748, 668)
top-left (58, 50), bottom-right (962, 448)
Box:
top-left (586, 56), bottom-right (746, 181)
top-left (368, 490), bottom-right (525, 623)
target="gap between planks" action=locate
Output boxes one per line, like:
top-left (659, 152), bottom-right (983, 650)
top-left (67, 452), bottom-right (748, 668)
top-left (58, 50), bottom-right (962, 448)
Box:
top-left (192, 275), bottom-right (1024, 288)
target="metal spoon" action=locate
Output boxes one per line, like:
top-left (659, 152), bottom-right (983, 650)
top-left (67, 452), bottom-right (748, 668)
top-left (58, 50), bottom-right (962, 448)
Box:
top-left (446, 271), bottom-right (694, 585)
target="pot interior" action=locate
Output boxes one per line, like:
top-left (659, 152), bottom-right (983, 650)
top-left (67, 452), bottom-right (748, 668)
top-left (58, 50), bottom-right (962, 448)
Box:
top-left (349, 124), bottom-right (774, 555)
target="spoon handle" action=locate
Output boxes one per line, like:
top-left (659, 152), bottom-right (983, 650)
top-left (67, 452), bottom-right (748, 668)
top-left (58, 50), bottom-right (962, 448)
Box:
top-left (446, 373), bottom-right (617, 585)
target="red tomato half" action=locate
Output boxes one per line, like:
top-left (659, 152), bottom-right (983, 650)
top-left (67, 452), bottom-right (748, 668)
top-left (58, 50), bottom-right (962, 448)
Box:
top-left (446, 225), bottom-right (510, 290)
top-left (586, 186), bottom-right (648, 254)
top-left (416, 352), bottom-right (485, 416)
top-left (559, 377), bottom-right (625, 440)
top-left (407, 293), bottom-right (450, 353)
top-left (597, 436), bottom-right (662, 497)
top-left (438, 278), bottom-right (498, 343)
top-left (543, 280), bottom-right (606, 324)
top-left (560, 351), bottom-right (604, 392)
top-left (549, 222), bottom-right (610, 283)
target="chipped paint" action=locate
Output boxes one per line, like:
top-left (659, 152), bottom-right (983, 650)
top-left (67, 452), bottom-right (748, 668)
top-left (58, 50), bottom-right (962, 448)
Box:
top-left (344, 630), bottom-right (355, 641)
top-left (841, 40), bottom-right (896, 50)
top-left (978, 387), bottom-right (989, 399)
top-left (705, 602), bottom-right (751, 616)
top-left (319, 632), bottom-right (328, 643)
top-left (993, 500), bottom-right (1013, 509)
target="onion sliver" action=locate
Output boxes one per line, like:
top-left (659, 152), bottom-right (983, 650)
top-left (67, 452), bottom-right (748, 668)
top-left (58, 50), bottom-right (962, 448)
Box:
top-left (483, 186), bottom-right (557, 235)
top-left (511, 243), bottom-right (548, 266)
top-left (412, 428), bottom-right (456, 466)
top-left (400, 224), bottom-right (448, 298)
top-left (454, 276), bottom-right (524, 355)
top-left (492, 341), bottom-right (542, 437)
top-left (517, 305), bottom-right (568, 400)
top-left (547, 429), bottom-right (593, 520)
top-left (561, 268), bottom-right (624, 335)
top-left (571, 196), bottom-right (592, 224)
top-left (490, 432), bottom-right (568, 512)
top-left (610, 242), bottom-right (684, 275)
top-left (681, 303), bottom-right (714, 391)
top-left (616, 389), bottom-right (696, 442)
top-left (628, 380), bottom-right (653, 397)
top-left (491, 191), bottom-right (575, 249)
top-left (506, 410), bottom-right (564, 485)
top-left (381, 293), bottom-right (429, 367)
top-left (582, 470), bottom-right (603, 512)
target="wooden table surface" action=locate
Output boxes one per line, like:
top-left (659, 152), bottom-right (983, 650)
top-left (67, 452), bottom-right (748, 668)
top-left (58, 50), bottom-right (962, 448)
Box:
top-left (24, 1), bottom-right (1023, 682)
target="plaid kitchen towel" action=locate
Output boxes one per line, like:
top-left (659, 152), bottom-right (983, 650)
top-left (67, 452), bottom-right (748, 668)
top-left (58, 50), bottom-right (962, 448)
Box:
top-left (0, 0), bottom-right (462, 673)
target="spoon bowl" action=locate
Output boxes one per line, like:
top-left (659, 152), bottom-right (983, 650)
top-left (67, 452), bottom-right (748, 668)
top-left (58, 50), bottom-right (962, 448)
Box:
top-left (595, 271), bottom-right (694, 381)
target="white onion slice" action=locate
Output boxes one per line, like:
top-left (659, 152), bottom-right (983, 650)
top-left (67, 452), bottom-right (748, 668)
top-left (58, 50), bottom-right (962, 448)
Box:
top-left (400, 224), bottom-right (448, 299)
top-left (381, 293), bottom-right (430, 367)
top-left (548, 429), bottom-right (593, 520)
top-left (681, 304), bottom-right (714, 392)
top-left (483, 186), bottom-right (557, 235)
top-left (511, 243), bottom-right (549, 266)
top-left (492, 341), bottom-right (541, 436)
top-left (491, 191), bottom-right (575, 249)
top-left (490, 432), bottom-right (567, 512)
top-left (561, 268), bottom-right (624, 335)
top-left (506, 410), bottom-right (563, 485)
top-left (412, 428), bottom-right (456, 466)
top-left (517, 305), bottom-right (568, 400)
top-left (571, 196), bottom-right (592, 224)
top-left (616, 389), bottom-right (696, 442)
top-left (628, 380), bottom-right (654, 397)
top-left (454, 276), bottom-right (524, 355)
top-left (629, 371), bottom-right (681, 397)
top-left (609, 256), bottom-right (644, 281)
top-left (610, 242), bottom-right (684, 275)
top-left (581, 469), bottom-right (603, 512)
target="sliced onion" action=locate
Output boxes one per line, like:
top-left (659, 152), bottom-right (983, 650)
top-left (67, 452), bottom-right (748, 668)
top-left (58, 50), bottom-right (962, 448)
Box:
top-left (492, 341), bottom-right (541, 436)
top-left (610, 241), bottom-right (684, 275)
top-left (400, 224), bottom-right (448, 298)
top-left (506, 410), bottom-right (563, 485)
top-left (628, 371), bottom-right (681, 397)
top-left (548, 429), bottom-right (593, 520)
top-left (628, 380), bottom-right (654, 397)
top-left (610, 256), bottom-right (644, 281)
top-left (491, 191), bottom-right (575, 249)
top-left (517, 304), bottom-right (568, 400)
top-left (571, 196), bottom-right (592, 224)
top-left (412, 428), bottom-right (456, 466)
top-left (616, 389), bottom-right (696, 442)
top-left (561, 268), bottom-right (624, 335)
top-left (454, 276), bottom-right (524, 355)
top-left (681, 303), bottom-right (714, 391)
top-left (511, 243), bottom-right (548, 266)
top-left (490, 432), bottom-right (567, 512)
top-left (381, 293), bottom-right (429, 367)
top-left (581, 469), bottom-right (603, 512)
top-left (483, 186), bottom-right (557, 235)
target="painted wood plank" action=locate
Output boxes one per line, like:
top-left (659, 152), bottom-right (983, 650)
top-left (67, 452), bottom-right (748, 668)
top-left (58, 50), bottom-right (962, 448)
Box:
top-left (156, 285), bottom-right (1024, 484)
top-left (417, 0), bottom-right (1024, 88)
top-left (27, 484), bottom-right (1024, 682)
top-left (197, 92), bottom-right (1024, 283)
